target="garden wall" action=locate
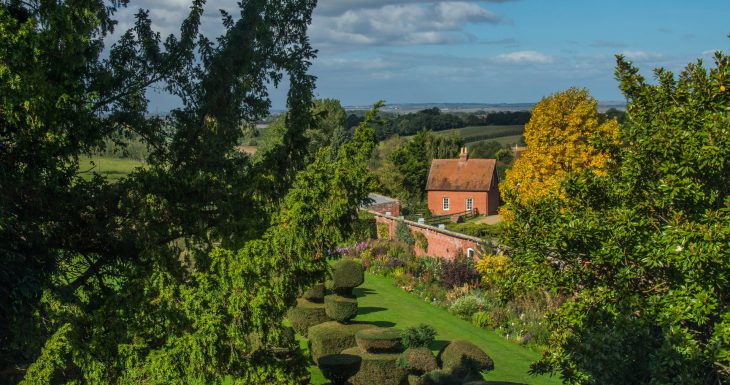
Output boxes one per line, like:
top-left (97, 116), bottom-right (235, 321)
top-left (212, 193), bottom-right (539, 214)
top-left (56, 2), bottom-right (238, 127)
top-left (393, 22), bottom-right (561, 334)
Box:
top-left (367, 210), bottom-right (487, 261)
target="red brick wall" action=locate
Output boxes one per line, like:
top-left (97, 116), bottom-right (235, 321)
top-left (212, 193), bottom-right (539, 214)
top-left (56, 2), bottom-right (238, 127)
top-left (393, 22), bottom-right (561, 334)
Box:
top-left (373, 213), bottom-right (483, 262)
top-left (427, 191), bottom-right (488, 216)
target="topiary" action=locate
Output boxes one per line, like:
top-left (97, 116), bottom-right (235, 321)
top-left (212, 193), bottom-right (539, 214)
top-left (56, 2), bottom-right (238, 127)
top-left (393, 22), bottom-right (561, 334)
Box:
top-left (438, 340), bottom-right (493, 380)
top-left (355, 327), bottom-right (402, 353)
top-left (341, 346), bottom-right (408, 385)
top-left (416, 369), bottom-right (461, 385)
top-left (287, 298), bottom-right (330, 335)
top-left (401, 324), bottom-right (437, 348)
top-left (302, 283), bottom-right (325, 302)
top-left (332, 259), bottom-right (365, 295)
top-left (397, 347), bottom-right (438, 375)
top-left (318, 353), bottom-right (362, 385)
top-left (324, 294), bottom-right (358, 322)
top-left (308, 321), bottom-right (374, 362)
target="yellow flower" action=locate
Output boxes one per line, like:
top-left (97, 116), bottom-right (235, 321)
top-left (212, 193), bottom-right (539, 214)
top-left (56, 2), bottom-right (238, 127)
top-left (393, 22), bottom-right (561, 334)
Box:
top-left (721, 85), bottom-right (726, 92)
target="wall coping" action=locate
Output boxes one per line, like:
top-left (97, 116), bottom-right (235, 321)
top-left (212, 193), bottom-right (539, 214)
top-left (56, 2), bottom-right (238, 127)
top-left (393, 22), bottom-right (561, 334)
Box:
top-left (363, 209), bottom-right (488, 245)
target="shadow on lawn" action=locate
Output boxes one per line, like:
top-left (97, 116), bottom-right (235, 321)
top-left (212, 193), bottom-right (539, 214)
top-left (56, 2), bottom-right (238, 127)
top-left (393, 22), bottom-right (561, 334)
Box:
top-left (357, 306), bottom-right (386, 315)
top-left (483, 382), bottom-right (527, 385)
top-left (362, 320), bottom-right (395, 328)
top-left (353, 287), bottom-right (376, 297)
top-left (429, 339), bottom-right (450, 351)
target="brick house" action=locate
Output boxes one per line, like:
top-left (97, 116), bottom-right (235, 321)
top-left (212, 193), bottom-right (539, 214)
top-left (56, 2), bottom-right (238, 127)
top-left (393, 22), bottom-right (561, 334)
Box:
top-left (425, 148), bottom-right (500, 216)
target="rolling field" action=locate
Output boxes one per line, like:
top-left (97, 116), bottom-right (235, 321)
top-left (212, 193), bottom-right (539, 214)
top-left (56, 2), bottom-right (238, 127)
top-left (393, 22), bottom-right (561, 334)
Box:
top-left (78, 156), bottom-right (145, 181)
top-left (433, 125), bottom-right (524, 143)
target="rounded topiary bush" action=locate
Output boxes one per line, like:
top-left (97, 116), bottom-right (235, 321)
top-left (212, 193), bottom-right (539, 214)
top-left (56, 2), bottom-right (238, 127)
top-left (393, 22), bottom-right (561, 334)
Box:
top-left (302, 283), bottom-right (325, 302)
top-left (341, 346), bottom-right (408, 385)
top-left (308, 321), bottom-right (374, 362)
top-left (355, 327), bottom-right (402, 353)
top-left (397, 347), bottom-right (438, 375)
top-left (287, 298), bottom-right (330, 335)
top-left (324, 294), bottom-right (358, 323)
top-left (416, 369), bottom-right (460, 385)
top-left (318, 353), bottom-right (362, 385)
top-left (438, 340), bottom-right (493, 380)
top-left (332, 258), bottom-right (364, 294)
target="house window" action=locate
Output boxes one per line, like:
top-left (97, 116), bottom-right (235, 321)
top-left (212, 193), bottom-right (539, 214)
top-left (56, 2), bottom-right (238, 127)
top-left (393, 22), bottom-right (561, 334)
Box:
top-left (466, 197), bottom-right (473, 211)
top-left (467, 248), bottom-right (475, 260)
top-left (442, 197), bottom-right (450, 211)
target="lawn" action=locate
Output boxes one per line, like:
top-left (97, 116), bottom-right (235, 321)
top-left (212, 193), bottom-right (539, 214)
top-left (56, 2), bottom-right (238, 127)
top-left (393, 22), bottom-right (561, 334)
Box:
top-left (78, 156), bottom-right (145, 181)
top-left (306, 273), bottom-right (560, 385)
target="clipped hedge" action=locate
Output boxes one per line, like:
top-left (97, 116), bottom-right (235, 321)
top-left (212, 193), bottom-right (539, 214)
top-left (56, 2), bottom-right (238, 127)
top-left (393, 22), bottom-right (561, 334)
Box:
top-left (302, 283), bottom-right (325, 302)
top-left (355, 327), bottom-right (402, 353)
top-left (415, 369), bottom-right (461, 385)
top-left (324, 294), bottom-right (358, 322)
top-left (397, 347), bottom-right (438, 375)
top-left (332, 259), bottom-right (364, 293)
top-left (318, 353), bottom-right (362, 385)
top-left (341, 346), bottom-right (408, 385)
top-left (438, 340), bottom-right (493, 380)
top-left (287, 298), bottom-right (330, 335)
top-left (308, 321), bottom-right (374, 362)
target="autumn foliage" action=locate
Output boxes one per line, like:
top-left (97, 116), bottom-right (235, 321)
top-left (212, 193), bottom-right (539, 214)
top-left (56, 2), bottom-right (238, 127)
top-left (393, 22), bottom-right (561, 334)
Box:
top-left (502, 87), bottom-right (618, 207)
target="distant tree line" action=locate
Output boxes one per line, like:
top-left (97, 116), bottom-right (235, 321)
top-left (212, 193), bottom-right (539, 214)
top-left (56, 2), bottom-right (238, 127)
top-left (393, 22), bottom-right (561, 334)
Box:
top-left (345, 108), bottom-right (532, 140)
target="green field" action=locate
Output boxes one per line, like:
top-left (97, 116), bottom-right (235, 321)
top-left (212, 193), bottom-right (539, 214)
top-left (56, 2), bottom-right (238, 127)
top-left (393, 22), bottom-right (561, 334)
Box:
top-left (306, 273), bottom-right (560, 385)
top-left (433, 125), bottom-right (524, 143)
top-left (467, 134), bottom-right (525, 147)
top-left (78, 156), bottom-right (145, 181)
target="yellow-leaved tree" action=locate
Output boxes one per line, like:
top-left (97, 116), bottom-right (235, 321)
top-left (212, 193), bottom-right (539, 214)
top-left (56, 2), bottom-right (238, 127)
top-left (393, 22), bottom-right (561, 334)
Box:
top-left (502, 87), bottom-right (619, 211)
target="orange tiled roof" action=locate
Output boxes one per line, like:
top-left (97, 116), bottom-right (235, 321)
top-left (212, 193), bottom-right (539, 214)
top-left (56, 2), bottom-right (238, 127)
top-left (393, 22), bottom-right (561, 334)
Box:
top-left (426, 158), bottom-right (497, 192)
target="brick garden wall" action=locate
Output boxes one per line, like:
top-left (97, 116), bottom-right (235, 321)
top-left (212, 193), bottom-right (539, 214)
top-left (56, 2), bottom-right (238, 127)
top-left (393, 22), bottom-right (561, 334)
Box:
top-left (370, 210), bottom-right (487, 262)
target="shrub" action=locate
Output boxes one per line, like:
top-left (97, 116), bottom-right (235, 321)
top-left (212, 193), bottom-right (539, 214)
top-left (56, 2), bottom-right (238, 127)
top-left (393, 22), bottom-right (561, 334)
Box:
top-left (415, 256), bottom-right (442, 283)
top-left (475, 255), bottom-right (509, 286)
top-left (414, 282), bottom-right (448, 305)
top-left (471, 311), bottom-right (495, 329)
top-left (395, 221), bottom-right (415, 245)
top-left (332, 258), bottom-right (364, 294)
top-left (449, 295), bottom-right (487, 320)
top-left (302, 283), bottom-right (325, 302)
top-left (308, 321), bottom-right (374, 362)
top-left (441, 254), bottom-right (480, 288)
top-left (355, 328), bottom-right (402, 353)
top-left (287, 298), bottom-right (330, 335)
top-left (438, 340), bottom-right (494, 380)
top-left (318, 353), bottom-right (362, 385)
top-left (416, 370), bottom-right (461, 385)
top-left (400, 324), bottom-right (436, 349)
top-left (414, 231), bottom-right (428, 251)
top-left (397, 347), bottom-right (438, 374)
top-left (341, 346), bottom-right (408, 385)
top-left (351, 211), bottom-right (377, 242)
top-left (377, 223), bottom-right (390, 239)
top-left (324, 295), bottom-right (358, 322)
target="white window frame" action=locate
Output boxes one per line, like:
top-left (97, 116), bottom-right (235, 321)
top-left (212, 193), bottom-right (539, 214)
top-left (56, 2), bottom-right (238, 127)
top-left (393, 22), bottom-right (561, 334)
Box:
top-left (466, 197), bottom-right (473, 211)
top-left (442, 197), bottom-right (450, 211)
top-left (467, 248), bottom-right (475, 260)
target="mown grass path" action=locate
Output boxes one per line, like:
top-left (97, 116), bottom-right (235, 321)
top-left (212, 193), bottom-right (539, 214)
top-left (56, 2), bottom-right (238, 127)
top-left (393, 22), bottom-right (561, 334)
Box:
top-left (308, 273), bottom-right (561, 385)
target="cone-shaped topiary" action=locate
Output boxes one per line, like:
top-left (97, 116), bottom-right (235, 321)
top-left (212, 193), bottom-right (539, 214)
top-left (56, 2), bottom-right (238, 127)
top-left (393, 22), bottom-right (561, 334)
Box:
top-left (308, 321), bottom-right (374, 362)
top-left (318, 353), bottom-right (362, 385)
top-left (355, 327), bottom-right (402, 353)
top-left (341, 346), bottom-right (408, 385)
top-left (332, 258), bottom-right (364, 295)
top-left (302, 283), bottom-right (325, 302)
top-left (324, 294), bottom-right (358, 322)
top-left (287, 298), bottom-right (330, 335)
top-left (397, 347), bottom-right (438, 375)
top-left (437, 340), bottom-right (493, 380)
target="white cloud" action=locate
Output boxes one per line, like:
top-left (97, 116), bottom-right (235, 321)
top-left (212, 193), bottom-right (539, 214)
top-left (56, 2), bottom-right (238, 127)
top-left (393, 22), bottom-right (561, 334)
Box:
top-left (314, 0), bottom-right (514, 17)
top-left (310, 2), bottom-right (505, 46)
top-left (620, 50), bottom-right (663, 61)
top-left (496, 50), bottom-right (553, 64)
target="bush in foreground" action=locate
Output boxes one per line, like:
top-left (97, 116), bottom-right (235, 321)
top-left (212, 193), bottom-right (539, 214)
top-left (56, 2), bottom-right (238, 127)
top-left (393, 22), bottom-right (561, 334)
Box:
top-left (287, 298), bottom-right (330, 335)
top-left (355, 327), bottom-right (402, 353)
top-left (324, 294), bottom-right (359, 322)
top-left (341, 346), bottom-right (408, 385)
top-left (318, 353), bottom-right (362, 385)
top-left (397, 347), bottom-right (438, 375)
top-left (438, 340), bottom-right (493, 380)
top-left (401, 324), bottom-right (436, 348)
top-left (308, 321), bottom-right (374, 362)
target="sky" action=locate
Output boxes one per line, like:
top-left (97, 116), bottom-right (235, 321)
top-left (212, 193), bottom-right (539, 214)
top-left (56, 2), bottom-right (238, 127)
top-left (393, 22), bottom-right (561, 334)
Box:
top-left (114, 1), bottom-right (730, 111)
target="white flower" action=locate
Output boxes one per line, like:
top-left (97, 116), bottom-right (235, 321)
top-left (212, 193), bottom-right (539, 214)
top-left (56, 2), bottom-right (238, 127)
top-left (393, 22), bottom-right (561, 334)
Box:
top-left (675, 245), bottom-right (684, 252)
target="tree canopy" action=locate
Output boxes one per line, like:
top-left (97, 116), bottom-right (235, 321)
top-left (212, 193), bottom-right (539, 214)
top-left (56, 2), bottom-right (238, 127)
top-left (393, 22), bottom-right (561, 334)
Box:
top-left (501, 52), bottom-right (730, 384)
top-left (0, 0), bottom-right (378, 383)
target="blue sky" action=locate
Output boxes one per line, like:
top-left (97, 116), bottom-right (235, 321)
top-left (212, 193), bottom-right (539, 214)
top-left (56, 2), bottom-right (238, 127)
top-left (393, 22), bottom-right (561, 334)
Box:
top-left (123, 0), bottom-right (730, 111)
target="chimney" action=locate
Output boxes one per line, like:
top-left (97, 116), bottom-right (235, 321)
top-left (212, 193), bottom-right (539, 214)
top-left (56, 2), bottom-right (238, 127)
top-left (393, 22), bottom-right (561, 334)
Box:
top-left (459, 147), bottom-right (468, 162)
